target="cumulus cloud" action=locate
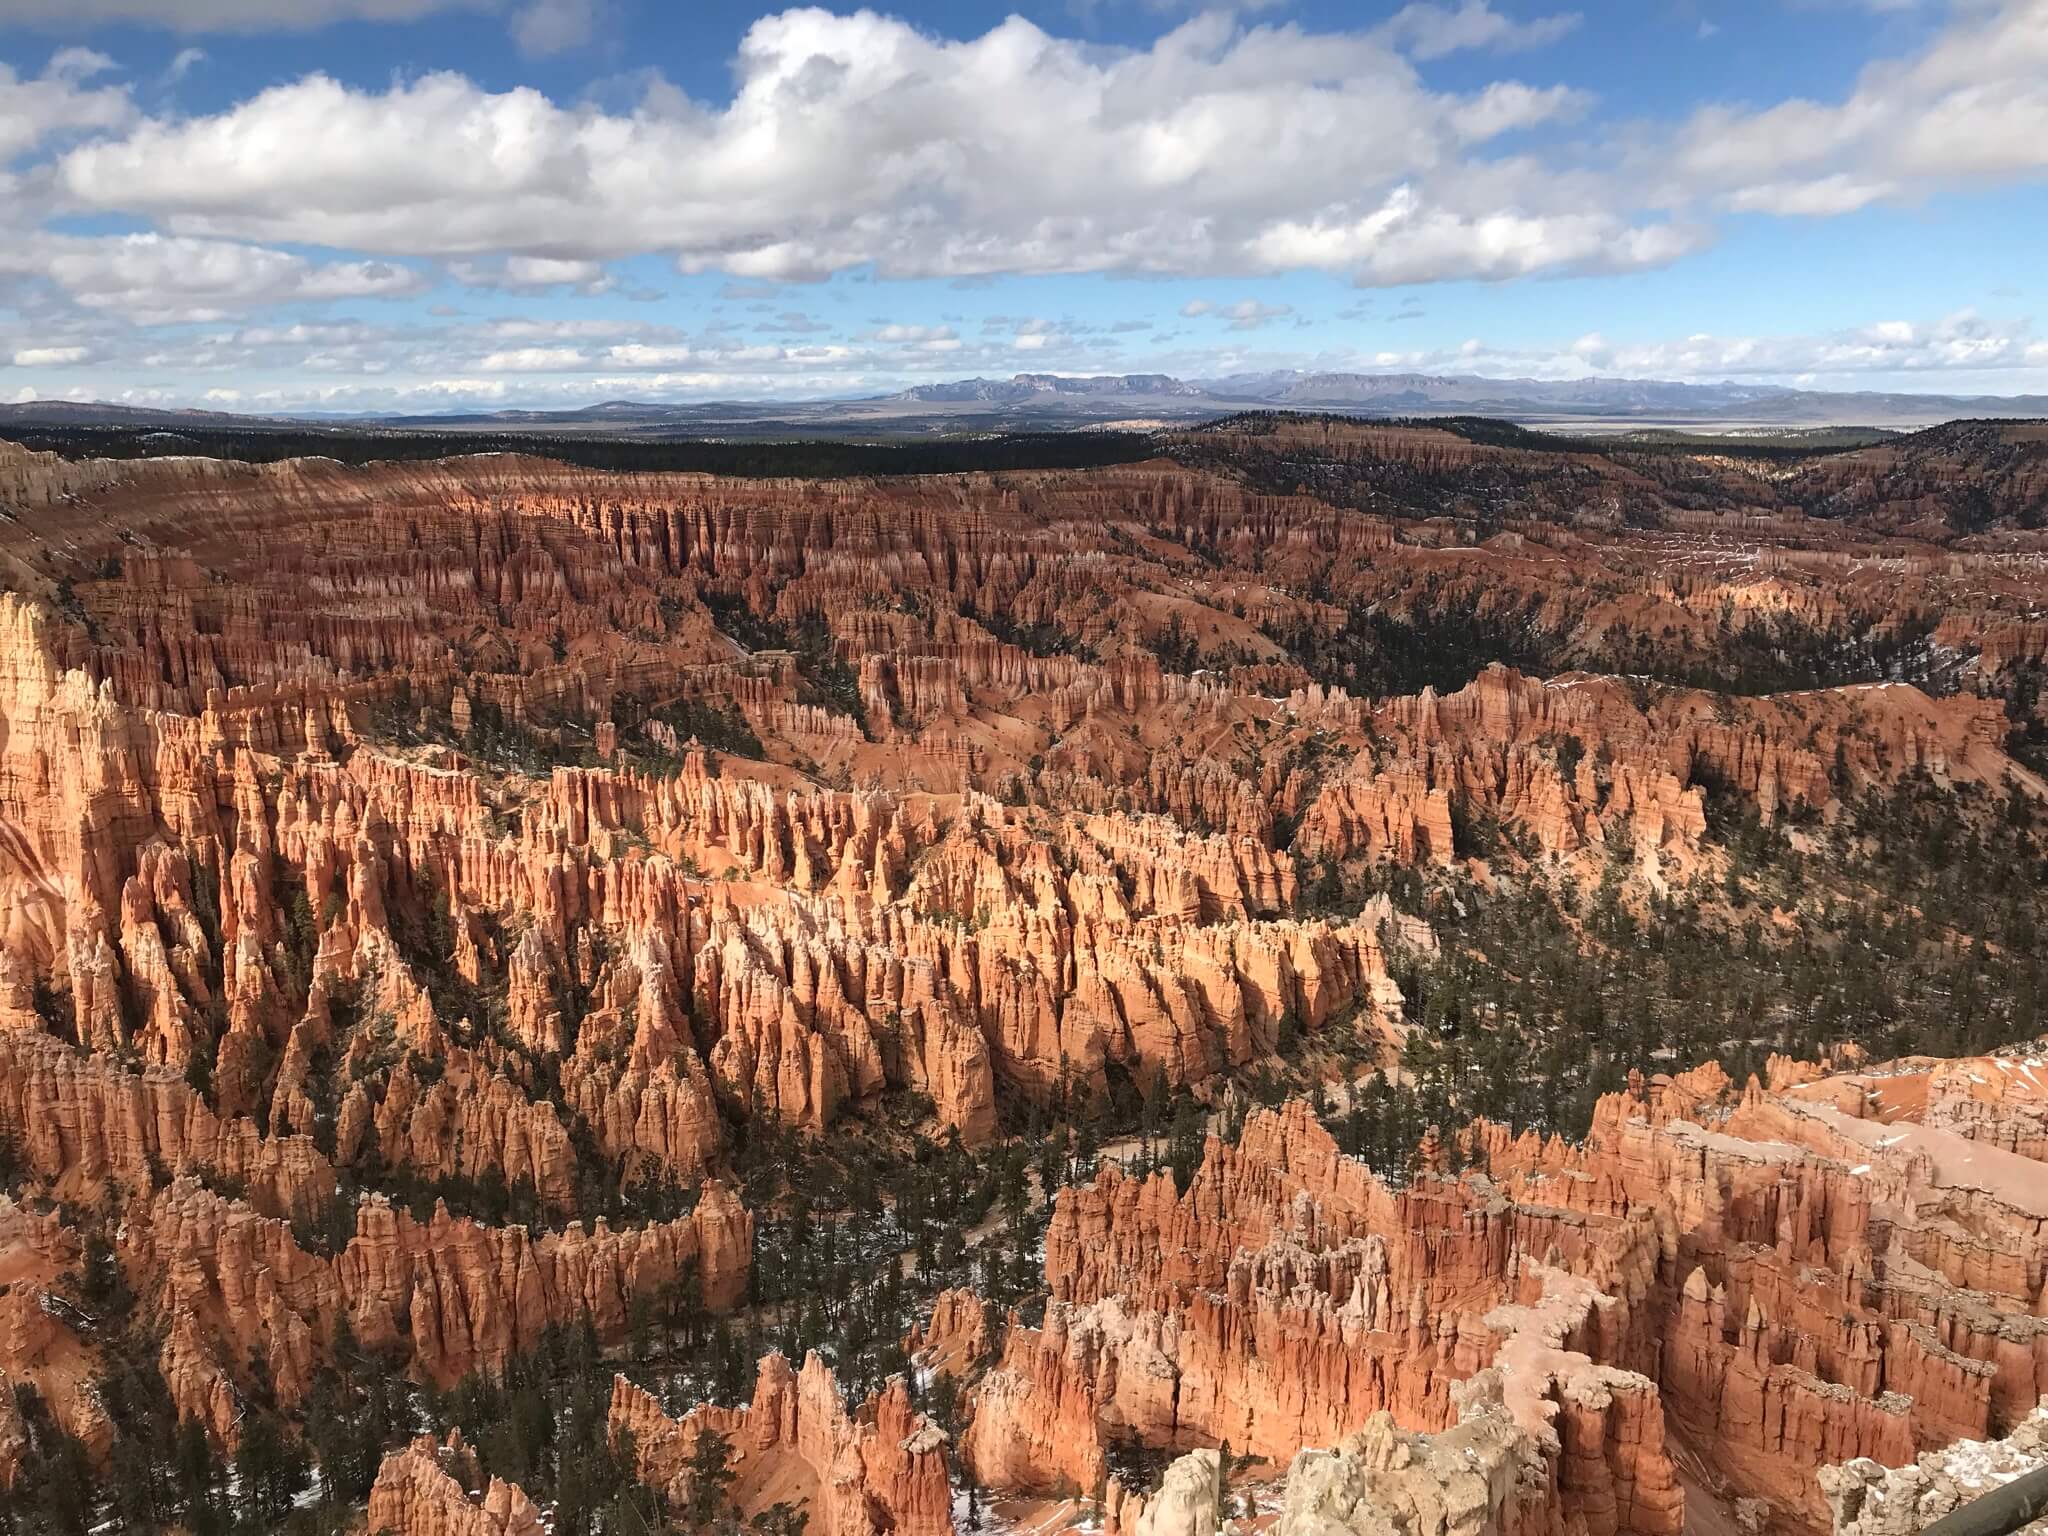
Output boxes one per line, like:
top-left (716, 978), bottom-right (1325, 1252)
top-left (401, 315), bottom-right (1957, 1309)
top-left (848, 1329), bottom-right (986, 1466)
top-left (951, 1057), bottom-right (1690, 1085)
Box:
top-left (0, 51), bottom-right (133, 163)
top-left (49, 9), bottom-right (1655, 287)
top-left (0, 233), bottom-right (425, 323)
top-left (3, 0), bottom-right (2046, 408)
top-left (1669, 0), bottom-right (2048, 213)
top-left (1248, 184), bottom-right (1702, 285)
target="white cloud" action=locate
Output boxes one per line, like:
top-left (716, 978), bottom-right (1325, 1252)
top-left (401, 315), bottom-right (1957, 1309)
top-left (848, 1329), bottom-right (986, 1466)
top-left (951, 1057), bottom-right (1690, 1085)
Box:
top-left (1184, 298), bottom-right (1294, 329)
top-left (2, 0), bottom-right (2044, 413)
top-left (479, 346), bottom-right (588, 370)
top-left (1249, 183), bottom-right (1702, 285)
top-left (1394, 308), bottom-right (2048, 384)
top-left (47, 48), bottom-right (118, 83)
top-left (0, 52), bottom-right (133, 163)
top-left (511, 0), bottom-right (602, 56)
top-left (483, 316), bottom-right (640, 340)
top-left (1670, 0), bottom-right (2048, 213)
top-left (10, 346), bottom-right (92, 366)
top-left (50, 9), bottom-right (1661, 287)
top-left (164, 48), bottom-right (209, 84)
top-left (1227, 303), bottom-right (1292, 330)
top-left (233, 321), bottom-right (384, 345)
top-left (1000, 317), bottom-right (1075, 351)
top-left (0, 232), bottom-right (425, 322)
top-left (606, 343), bottom-right (697, 367)
top-left (1449, 81), bottom-right (1587, 141)
top-left (1726, 174), bottom-right (1900, 217)
top-left (863, 323), bottom-right (957, 344)
top-left (17, 300), bottom-right (2048, 415)
top-left (1379, 2), bottom-right (1581, 61)
top-left (448, 255), bottom-right (612, 292)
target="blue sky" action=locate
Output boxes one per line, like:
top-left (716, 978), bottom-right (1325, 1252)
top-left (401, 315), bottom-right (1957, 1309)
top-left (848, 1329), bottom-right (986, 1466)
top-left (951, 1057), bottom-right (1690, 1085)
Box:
top-left (0, 0), bottom-right (2044, 411)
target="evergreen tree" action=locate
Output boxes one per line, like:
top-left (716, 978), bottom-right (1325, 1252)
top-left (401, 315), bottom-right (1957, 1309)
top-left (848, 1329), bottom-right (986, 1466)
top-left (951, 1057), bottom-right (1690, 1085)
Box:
top-left (234, 1409), bottom-right (310, 1528)
top-left (685, 1425), bottom-right (738, 1531)
top-left (175, 1416), bottom-right (228, 1535)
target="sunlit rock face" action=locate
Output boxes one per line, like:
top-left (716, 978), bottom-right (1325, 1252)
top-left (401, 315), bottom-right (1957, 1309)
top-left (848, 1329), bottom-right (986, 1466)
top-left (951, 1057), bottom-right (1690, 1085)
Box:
top-left (2, 425), bottom-right (2047, 1533)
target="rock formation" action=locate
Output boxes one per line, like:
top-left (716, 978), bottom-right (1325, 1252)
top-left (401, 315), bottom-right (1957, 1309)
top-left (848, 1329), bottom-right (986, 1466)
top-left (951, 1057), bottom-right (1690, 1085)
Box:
top-left (1133, 1450), bottom-right (1223, 1536)
top-left (609, 1352), bottom-right (952, 1536)
top-left (1820, 1400), bottom-right (2048, 1536)
top-left (121, 1170), bottom-right (751, 1433)
top-left (1, 426), bottom-right (2045, 1533)
top-left (0, 423), bottom-right (2035, 1192)
top-left (366, 1436), bottom-right (548, 1536)
top-left (953, 1050), bottom-right (2048, 1536)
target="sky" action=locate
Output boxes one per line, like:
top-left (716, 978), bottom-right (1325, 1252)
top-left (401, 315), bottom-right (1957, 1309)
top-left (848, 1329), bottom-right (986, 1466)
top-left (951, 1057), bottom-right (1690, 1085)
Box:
top-left (0, 0), bottom-right (2045, 413)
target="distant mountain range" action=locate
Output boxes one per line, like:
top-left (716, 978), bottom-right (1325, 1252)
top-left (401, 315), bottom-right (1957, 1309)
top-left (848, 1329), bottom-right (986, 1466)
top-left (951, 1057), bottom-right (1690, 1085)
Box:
top-left (892, 372), bottom-right (1207, 404)
top-left (4, 370), bottom-right (2046, 438)
top-left (883, 371), bottom-right (2048, 427)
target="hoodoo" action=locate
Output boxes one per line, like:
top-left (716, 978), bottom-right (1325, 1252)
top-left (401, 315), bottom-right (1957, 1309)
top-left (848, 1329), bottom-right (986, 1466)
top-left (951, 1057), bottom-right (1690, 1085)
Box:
top-left (0, 418), bottom-right (2043, 1536)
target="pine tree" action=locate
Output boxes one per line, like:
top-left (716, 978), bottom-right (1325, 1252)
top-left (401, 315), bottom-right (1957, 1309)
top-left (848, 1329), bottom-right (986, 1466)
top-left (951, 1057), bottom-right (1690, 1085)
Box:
top-left (686, 1425), bottom-right (738, 1530)
top-left (1167, 1092), bottom-right (1204, 1194)
top-left (234, 1409), bottom-right (309, 1527)
top-left (174, 1416), bottom-right (226, 1535)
